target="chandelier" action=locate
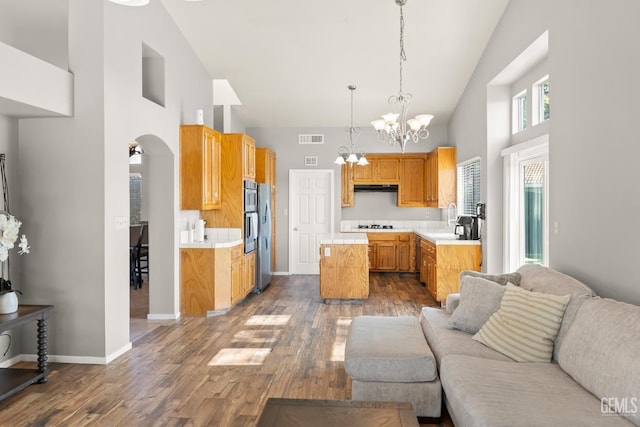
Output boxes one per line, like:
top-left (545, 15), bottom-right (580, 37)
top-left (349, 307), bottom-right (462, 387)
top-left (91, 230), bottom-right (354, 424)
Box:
top-left (334, 85), bottom-right (368, 166)
top-left (370, 0), bottom-right (433, 153)
top-left (129, 141), bottom-right (143, 157)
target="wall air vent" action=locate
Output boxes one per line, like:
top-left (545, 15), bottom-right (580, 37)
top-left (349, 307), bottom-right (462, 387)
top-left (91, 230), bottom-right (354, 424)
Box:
top-left (304, 156), bottom-right (318, 167)
top-left (298, 134), bottom-right (324, 145)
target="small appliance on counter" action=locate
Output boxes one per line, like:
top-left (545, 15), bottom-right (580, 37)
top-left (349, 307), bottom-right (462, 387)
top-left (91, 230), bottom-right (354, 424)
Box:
top-left (454, 215), bottom-right (480, 240)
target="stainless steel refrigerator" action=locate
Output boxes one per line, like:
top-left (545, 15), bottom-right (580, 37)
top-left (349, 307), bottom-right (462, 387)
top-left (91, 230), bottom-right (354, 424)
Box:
top-left (254, 183), bottom-right (272, 293)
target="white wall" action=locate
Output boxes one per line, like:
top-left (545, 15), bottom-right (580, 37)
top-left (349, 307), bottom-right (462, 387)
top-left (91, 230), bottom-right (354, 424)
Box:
top-left (247, 124), bottom-right (448, 273)
top-left (17, 0), bottom-right (214, 361)
top-left (449, 0), bottom-right (640, 305)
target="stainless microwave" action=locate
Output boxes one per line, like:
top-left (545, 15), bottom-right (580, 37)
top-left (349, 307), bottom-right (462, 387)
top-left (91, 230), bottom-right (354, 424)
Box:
top-left (244, 180), bottom-right (258, 213)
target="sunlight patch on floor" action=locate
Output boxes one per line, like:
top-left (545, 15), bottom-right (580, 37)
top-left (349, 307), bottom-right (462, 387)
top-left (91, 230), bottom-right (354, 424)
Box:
top-left (232, 329), bottom-right (282, 344)
top-left (245, 315), bottom-right (292, 326)
top-left (208, 348), bottom-right (272, 366)
top-left (330, 317), bottom-right (353, 362)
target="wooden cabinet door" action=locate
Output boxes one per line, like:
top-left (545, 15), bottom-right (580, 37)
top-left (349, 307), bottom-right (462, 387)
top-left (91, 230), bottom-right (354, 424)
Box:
top-left (341, 164), bottom-right (354, 207)
top-left (243, 252), bottom-right (256, 295)
top-left (203, 129), bottom-right (221, 209)
top-left (425, 151), bottom-right (438, 207)
top-left (376, 157), bottom-right (400, 183)
top-left (353, 160), bottom-right (374, 182)
top-left (398, 157), bottom-right (426, 207)
top-left (375, 242), bottom-right (397, 271)
top-left (397, 242), bottom-right (411, 271)
top-left (180, 125), bottom-right (222, 211)
top-left (419, 241), bottom-right (428, 283)
top-left (231, 252), bottom-right (243, 304)
top-left (243, 136), bottom-right (256, 180)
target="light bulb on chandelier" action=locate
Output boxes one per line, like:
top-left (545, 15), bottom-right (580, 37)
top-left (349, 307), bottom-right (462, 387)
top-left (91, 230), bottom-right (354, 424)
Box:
top-left (371, 0), bottom-right (433, 153)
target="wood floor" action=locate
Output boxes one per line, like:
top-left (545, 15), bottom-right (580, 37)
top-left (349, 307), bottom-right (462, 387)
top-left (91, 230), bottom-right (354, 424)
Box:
top-left (0, 273), bottom-right (452, 426)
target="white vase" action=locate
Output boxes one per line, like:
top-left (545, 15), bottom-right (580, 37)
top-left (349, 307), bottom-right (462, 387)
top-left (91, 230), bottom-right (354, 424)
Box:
top-left (0, 292), bottom-right (18, 314)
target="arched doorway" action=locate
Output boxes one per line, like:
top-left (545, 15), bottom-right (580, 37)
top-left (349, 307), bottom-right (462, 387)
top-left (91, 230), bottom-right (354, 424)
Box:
top-left (128, 134), bottom-right (177, 327)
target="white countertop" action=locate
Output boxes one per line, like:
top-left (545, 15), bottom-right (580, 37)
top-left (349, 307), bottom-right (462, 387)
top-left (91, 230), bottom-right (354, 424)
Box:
top-left (319, 233), bottom-right (369, 245)
top-left (180, 239), bottom-right (243, 249)
top-left (340, 227), bottom-right (481, 246)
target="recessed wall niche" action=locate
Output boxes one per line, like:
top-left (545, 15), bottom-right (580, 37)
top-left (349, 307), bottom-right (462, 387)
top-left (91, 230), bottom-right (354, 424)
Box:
top-left (142, 42), bottom-right (165, 107)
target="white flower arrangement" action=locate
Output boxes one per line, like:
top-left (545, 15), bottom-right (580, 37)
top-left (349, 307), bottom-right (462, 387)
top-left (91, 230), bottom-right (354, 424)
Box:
top-left (0, 213), bottom-right (29, 262)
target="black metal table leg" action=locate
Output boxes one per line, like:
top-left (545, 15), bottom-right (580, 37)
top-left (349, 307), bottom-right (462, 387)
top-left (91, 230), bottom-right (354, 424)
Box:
top-left (36, 317), bottom-right (48, 383)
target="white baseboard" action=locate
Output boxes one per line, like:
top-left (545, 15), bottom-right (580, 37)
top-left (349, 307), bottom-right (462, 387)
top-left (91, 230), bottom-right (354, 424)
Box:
top-left (146, 313), bottom-right (180, 320)
top-left (0, 354), bottom-right (23, 368)
top-left (11, 342), bottom-right (133, 366)
top-left (106, 342), bottom-right (133, 364)
top-left (272, 271), bottom-right (290, 276)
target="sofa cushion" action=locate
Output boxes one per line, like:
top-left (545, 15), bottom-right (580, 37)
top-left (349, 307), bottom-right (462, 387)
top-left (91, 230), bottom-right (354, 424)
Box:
top-left (440, 354), bottom-right (634, 427)
top-left (448, 276), bottom-right (506, 334)
top-left (345, 316), bottom-right (437, 383)
top-left (473, 284), bottom-right (570, 362)
top-left (460, 270), bottom-right (522, 287)
top-left (420, 307), bottom-right (512, 366)
top-left (558, 297), bottom-right (640, 426)
top-left (516, 264), bottom-right (595, 361)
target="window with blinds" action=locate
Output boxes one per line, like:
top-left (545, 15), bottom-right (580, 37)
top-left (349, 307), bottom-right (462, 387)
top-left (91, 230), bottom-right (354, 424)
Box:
top-left (130, 173), bottom-right (142, 224)
top-left (457, 158), bottom-right (480, 215)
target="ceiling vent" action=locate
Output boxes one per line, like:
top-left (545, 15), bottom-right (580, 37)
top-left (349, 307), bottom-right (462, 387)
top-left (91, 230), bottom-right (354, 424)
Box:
top-left (298, 134), bottom-right (324, 145)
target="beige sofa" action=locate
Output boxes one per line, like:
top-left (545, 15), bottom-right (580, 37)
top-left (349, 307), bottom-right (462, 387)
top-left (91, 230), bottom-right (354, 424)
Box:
top-left (420, 264), bottom-right (640, 427)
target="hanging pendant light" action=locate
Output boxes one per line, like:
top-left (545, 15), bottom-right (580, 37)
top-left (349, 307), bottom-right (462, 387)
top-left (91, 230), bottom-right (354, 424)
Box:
top-left (371, 0), bottom-right (433, 153)
top-left (334, 85), bottom-right (368, 166)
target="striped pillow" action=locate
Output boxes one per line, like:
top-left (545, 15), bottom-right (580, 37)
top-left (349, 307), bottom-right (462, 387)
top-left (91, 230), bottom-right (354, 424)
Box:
top-left (473, 283), bottom-right (570, 362)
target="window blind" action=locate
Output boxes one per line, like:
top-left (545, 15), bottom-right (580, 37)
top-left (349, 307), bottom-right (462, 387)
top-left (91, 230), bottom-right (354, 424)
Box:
top-left (458, 160), bottom-right (480, 215)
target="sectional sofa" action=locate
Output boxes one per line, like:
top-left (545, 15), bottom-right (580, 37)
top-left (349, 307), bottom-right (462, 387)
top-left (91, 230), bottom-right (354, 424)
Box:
top-left (420, 264), bottom-right (639, 426)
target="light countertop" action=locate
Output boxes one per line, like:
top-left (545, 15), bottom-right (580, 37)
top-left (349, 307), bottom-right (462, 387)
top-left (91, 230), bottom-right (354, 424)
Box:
top-left (180, 239), bottom-right (243, 249)
top-left (319, 233), bottom-right (369, 245)
top-left (340, 228), bottom-right (481, 246)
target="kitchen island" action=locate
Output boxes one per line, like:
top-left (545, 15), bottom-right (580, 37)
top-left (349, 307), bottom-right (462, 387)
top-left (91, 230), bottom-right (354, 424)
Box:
top-left (319, 233), bottom-right (369, 301)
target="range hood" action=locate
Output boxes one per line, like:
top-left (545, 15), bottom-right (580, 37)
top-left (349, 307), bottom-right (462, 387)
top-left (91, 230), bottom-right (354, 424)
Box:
top-left (353, 184), bottom-right (398, 192)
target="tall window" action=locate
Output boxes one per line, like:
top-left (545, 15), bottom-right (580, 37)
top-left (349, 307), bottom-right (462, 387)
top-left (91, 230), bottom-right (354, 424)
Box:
top-left (513, 91), bottom-right (527, 133)
top-left (502, 137), bottom-right (549, 271)
top-left (130, 173), bottom-right (142, 224)
top-left (457, 158), bottom-right (481, 215)
top-left (536, 77), bottom-right (550, 123)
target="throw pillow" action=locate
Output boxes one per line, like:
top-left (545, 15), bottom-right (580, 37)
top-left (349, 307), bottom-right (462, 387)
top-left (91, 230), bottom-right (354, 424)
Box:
top-left (448, 276), bottom-right (506, 334)
top-left (473, 284), bottom-right (570, 362)
top-left (460, 270), bottom-right (522, 287)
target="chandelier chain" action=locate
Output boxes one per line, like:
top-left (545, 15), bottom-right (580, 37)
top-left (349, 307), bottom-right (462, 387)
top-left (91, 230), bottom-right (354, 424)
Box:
top-left (399, 4), bottom-right (406, 95)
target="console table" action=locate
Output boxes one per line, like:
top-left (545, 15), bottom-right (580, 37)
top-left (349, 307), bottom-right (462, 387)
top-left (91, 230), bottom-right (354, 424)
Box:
top-left (0, 304), bottom-right (53, 401)
top-left (257, 398), bottom-right (419, 427)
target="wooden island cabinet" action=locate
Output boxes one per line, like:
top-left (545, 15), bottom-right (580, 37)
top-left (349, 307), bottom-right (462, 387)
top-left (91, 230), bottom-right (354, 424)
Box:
top-left (319, 234), bottom-right (369, 300)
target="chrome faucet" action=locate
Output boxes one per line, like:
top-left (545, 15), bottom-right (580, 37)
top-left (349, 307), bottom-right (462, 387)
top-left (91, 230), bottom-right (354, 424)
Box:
top-left (447, 202), bottom-right (457, 227)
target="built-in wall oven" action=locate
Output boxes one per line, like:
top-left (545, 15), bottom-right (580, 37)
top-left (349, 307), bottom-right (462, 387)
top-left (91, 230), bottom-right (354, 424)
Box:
top-left (244, 181), bottom-right (258, 254)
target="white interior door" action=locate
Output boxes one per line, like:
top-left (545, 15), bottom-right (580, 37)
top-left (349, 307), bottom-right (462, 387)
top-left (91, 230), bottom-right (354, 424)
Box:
top-left (289, 170), bottom-right (334, 274)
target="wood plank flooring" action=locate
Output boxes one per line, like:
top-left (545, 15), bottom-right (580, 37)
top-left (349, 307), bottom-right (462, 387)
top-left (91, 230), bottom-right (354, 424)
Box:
top-left (0, 273), bottom-right (451, 426)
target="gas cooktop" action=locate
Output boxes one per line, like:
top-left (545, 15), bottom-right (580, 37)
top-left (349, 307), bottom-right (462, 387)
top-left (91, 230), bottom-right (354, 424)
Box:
top-left (357, 224), bottom-right (394, 229)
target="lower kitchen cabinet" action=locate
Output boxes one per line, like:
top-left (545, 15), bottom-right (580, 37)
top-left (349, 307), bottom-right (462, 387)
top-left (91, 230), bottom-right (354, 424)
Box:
top-left (320, 243), bottom-right (369, 299)
top-left (367, 233), bottom-right (417, 273)
top-left (419, 238), bottom-right (481, 302)
top-left (242, 251), bottom-right (256, 299)
top-left (181, 244), bottom-right (246, 316)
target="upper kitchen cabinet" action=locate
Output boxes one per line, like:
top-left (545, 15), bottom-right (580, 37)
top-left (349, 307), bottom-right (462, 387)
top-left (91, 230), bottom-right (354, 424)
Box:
top-left (341, 165), bottom-right (355, 207)
top-left (398, 155), bottom-right (427, 207)
top-left (352, 155), bottom-right (400, 184)
top-left (425, 147), bottom-right (457, 208)
top-left (180, 125), bottom-right (221, 210)
top-left (256, 147), bottom-right (277, 271)
top-left (243, 135), bottom-right (256, 181)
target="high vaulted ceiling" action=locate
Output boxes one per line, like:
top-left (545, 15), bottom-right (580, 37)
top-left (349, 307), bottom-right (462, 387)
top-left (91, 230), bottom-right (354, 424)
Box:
top-left (161, 0), bottom-right (510, 129)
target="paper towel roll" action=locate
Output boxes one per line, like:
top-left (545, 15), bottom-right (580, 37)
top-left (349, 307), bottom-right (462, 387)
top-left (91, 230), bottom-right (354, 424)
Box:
top-left (195, 219), bottom-right (206, 242)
